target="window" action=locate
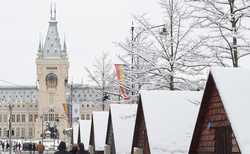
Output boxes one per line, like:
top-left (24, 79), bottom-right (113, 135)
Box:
top-left (16, 114), bottom-right (20, 123)
top-left (12, 114), bottom-right (15, 123)
top-left (86, 114), bottom-right (90, 120)
top-left (21, 114), bottom-right (26, 122)
top-left (21, 128), bottom-right (25, 137)
top-left (81, 114), bottom-right (85, 120)
top-left (29, 114), bottom-right (33, 122)
top-left (16, 128), bottom-right (20, 137)
top-left (49, 113), bottom-right (54, 121)
top-left (46, 73), bottom-right (58, 88)
top-left (3, 128), bottom-right (7, 137)
top-left (3, 114), bottom-right (7, 123)
top-left (55, 114), bottom-right (59, 120)
top-left (34, 114), bottom-right (38, 122)
top-left (0, 114), bottom-right (2, 123)
top-left (44, 114), bottom-right (48, 121)
top-left (29, 128), bottom-right (33, 137)
top-left (0, 128), bottom-right (2, 137)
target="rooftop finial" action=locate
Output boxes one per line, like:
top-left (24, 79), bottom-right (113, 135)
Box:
top-left (54, 2), bottom-right (56, 20)
top-left (63, 34), bottom-right (67, 55)
top-left (50, 2), bottom-right (53, 20)
top-left (50, 1), bottom-right (56, 20)
top-left (38, 34), bottom-right (42, 51)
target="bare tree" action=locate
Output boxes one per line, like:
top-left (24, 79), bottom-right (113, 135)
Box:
top-left (119, 0), bottom-right (209, 91)
top-left (190, 0), bottom-right (250, 67)
top-left (85, 52), bottom-right (116, 110)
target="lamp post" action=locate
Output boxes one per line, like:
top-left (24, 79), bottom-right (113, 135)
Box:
top-left (40, 114), bottom-right (44, 144)
top-left (8, 104), bottom-right (13, 154)
top-left (130, 23), bottom-right (167, 96)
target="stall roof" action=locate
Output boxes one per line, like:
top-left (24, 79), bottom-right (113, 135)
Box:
top-left (72, 122), bottom-right (79, 144)
top-left (140, 90), bottom-right (202, 154)
top-left (110, 104), bottom-right (137, 154)
top-left (92, 111), bottom-right (109, 151)
top-left (79, 120), bottom-right (91, 150)
top-left (211, 67), bottom-right (250, 154)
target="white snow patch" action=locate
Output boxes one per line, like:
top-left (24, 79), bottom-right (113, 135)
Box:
top-left (140, 90), bottom-right (202, 154)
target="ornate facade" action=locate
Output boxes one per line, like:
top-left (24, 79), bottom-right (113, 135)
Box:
top-left (0, 7), bottom-right (110, 141)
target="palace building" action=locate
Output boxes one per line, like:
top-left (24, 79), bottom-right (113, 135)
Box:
top-left (0, 7), bottom-right (110, 141)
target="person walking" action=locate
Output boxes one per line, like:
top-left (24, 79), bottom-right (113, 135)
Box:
top-left (54, 141), bottom-right (70, 154)
top-left (77, 143), bottom-right (89, 154)
top-left (2, 142), bottom-right (5, 152)
top-left (6, 142), bottom-right (9, 151)
top-left (36, 141), bottom-right (45, 154)
top-left (18, 142), bottom-right (21, 151)
top-left (69, 144), bottom-right (78, 154)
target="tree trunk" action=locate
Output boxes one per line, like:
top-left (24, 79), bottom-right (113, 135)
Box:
top-left (230, 0), bottom-right (238, 67)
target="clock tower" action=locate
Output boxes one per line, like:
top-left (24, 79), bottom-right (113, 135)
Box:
top-left (35, 6), bottom-right (69, 140)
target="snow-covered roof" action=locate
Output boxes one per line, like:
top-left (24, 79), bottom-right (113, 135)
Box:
top-left (92, 111), bottom-right (109, 151)
top-left (79, 120), bottom-right (92, 150)
top-left (140, 90), bottom-right (202, 154)
top-left (72, 122), bottom-right (79, 144)
top-left (211, 67), bottom-right (250, 154)
top-left (109, 104), bottom-right (137, 154)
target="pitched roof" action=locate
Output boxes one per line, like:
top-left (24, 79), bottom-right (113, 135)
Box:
top-left (92, 111), bottom-right (109, 151)
top-left (140, 90), bottom-right (202, 154)
top-left (211, 67), bottom-right (250, 154)
top-left (79, 120), bottom-right (92, 150)
top-left (73, 122), bottom-right (79, 144)
top-left (109, 104), bottom-right (137, 154)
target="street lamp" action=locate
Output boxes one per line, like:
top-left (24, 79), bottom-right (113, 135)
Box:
top-left (130, 23), bottom-right (167, 97)
top-left (8, 104), bottom-right (13, 154)
top-left (40, 114), bottom-right (44, 144)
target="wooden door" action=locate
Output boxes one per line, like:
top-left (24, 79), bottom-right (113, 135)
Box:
top-left (215, 126), bottom-right (232, 154)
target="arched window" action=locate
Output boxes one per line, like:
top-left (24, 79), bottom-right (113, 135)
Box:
top-left (46, 73), bottom-right (57, 88)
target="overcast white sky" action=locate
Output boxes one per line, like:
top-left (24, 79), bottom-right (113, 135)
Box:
top-left (0, 0), bottom-right (162, 86)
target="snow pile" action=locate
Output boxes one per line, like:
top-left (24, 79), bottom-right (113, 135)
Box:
top-left (79, 120), bottom-right (91, 150)
top-left (109, 104), bottom-right (137, 154)
top-left (140, 90), bottom-right (202, 154)
top-left (92, 111), bottom-right (109, 151)
top-left (211, 67), bottom-right (250, 154)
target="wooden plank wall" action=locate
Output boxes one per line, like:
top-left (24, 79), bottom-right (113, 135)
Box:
top-left (190, 78), bottom-right (240, 154)
top-left (132, 101), bottom-right (150, 154)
